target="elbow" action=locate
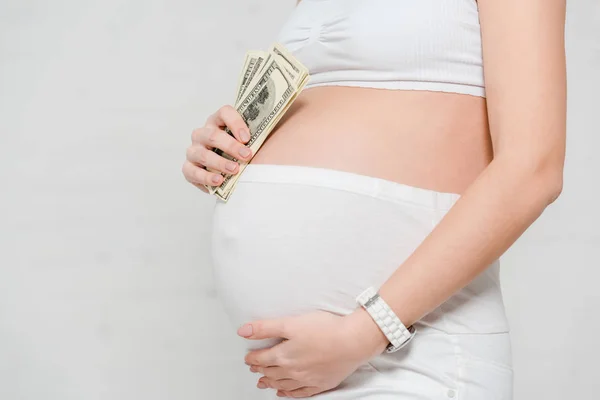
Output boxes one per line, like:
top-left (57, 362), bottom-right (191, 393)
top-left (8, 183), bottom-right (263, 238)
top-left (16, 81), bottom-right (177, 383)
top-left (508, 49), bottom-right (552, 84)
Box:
top-left (538, 149), bottom-right (565, 205)
top-left (528, 157), bottom-right (564, 206)
top-left (499, 151), bottom-right (564, 206)
top-left (543, 169), bottom-right (563, 205)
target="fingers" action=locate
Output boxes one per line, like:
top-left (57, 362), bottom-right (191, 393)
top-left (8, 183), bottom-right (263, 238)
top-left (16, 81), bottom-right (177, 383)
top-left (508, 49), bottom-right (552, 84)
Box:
top-left (186, 145), bottom-right (239, 175)
top-left (250, 365), bottom-right (289, 380)
top-left (238, 318), bottom-right (290, 340)
top-left (184, 104), bottom-right (252, 193)
top-left (207, 104), bottom-right (251, 144)
top-left (193, 126), bottom-right (253, 162)
top-left (245, 346), bottom-right (280, 368)
top-left (259, 377), bottom-right (303, 392)
top-left (182, 160), bottom-right (224, 187)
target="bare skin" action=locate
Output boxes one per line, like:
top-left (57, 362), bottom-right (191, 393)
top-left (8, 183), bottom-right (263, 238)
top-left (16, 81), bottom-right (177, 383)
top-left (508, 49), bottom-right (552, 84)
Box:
top-left (184, 0), bottom-right (566, 397)
top-left (251, 86), bottom-right (491, 195)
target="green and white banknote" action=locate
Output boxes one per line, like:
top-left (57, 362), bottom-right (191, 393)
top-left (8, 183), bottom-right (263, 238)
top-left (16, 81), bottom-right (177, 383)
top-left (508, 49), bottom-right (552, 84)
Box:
top-left (204, 42), bottom-right (309, 202)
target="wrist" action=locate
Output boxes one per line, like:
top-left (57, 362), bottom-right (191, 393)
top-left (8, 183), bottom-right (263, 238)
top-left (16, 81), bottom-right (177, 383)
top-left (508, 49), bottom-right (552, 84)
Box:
top-left (343, 306), bottom-right (390, 359)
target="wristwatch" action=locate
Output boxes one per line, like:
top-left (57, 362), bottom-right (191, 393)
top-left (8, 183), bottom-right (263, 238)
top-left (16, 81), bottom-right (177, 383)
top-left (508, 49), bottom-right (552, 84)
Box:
top-left (355, 286), bottom-right (416, 353)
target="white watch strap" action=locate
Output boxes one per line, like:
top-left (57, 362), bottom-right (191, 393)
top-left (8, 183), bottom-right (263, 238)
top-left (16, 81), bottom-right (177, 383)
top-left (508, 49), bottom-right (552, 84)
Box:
top-left (356, 286), bottom-right (416, 353)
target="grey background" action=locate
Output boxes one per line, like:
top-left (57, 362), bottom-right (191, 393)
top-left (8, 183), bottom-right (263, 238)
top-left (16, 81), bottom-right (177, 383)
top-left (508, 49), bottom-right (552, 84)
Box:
top-left (0, 0), bottom-right (598, 399)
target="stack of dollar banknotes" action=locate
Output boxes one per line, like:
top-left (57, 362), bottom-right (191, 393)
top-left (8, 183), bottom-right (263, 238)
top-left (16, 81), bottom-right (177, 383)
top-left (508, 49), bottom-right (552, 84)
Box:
top-left (204, 42), bottom-right (310, 202)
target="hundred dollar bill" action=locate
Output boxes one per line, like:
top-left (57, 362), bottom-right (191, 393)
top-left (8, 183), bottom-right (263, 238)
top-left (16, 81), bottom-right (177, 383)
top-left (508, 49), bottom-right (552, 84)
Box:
top-left (206, 56), bottom-right (296, 196)
top-left (203, 51), bottom-right (268, 195)
top-left (204, 50), bottom-right (271, 195)
top-left (216, 59), bottom-right (297, 200)
top-left (220, 67), bottom-right (308, 197)
top-left (268, 42), bottom-right (309, 86)
top-left (236, 50), bottom-right (268, 103)
top-left (214, 45), bottom-right (309, 201)
top-left (205, 43), bottom-right (309, 201)
top-left (235, 43), bottom-right (306, 108)
top-left (230, 43), bottom-right (309, 158)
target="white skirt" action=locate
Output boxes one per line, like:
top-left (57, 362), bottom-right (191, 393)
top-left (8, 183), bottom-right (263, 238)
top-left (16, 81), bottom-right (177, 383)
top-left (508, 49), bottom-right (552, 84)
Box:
top-left (211, 163), bottom-right (513, 400)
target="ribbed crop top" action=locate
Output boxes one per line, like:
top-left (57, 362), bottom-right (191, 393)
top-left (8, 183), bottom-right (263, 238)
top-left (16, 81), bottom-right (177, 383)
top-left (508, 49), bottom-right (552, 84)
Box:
top-left (275, 0), bottom-right (486, 97)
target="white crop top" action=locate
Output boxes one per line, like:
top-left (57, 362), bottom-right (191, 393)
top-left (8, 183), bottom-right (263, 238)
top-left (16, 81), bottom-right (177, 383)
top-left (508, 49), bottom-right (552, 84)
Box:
top-left (275, 0), bottom-right (486, 97)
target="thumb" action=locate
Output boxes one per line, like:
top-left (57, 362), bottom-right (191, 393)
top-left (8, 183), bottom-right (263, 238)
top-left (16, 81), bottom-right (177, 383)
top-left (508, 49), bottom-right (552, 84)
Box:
top-left (237, 317), bottom-right (290, 340)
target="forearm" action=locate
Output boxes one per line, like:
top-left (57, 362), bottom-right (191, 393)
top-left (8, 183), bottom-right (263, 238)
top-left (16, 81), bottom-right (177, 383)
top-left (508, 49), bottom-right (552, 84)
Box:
top-left (347, 155), bottom-right (563, 355)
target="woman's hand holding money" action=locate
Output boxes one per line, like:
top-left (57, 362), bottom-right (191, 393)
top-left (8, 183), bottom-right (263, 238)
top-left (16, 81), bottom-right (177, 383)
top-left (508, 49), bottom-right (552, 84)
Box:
top-left (182, 105), bottom-right (252, 193)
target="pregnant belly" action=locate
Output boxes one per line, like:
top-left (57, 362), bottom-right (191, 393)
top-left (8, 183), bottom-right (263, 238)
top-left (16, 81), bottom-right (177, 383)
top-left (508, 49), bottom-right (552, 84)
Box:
top-left (210, 172), bottom-right (439, 351)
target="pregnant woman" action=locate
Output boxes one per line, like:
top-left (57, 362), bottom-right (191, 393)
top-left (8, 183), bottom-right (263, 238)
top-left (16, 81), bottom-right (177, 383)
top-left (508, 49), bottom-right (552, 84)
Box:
top-left (182, 0), bottom-right (566, 398)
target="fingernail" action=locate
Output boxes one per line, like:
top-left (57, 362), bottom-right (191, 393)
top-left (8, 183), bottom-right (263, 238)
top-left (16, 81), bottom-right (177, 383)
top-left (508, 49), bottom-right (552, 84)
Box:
top-left (238, 324), bottom-right (253, 337)
top-left (240, 129), bottom-right (250, 142)
top-left (226, 162), bottom-right (237, 172)
top-left (257, 382), bottom-right (267, 389)
top-left (239, 147), bottom-right (251, 158)
top-left (212, 175), bottom-right (222, 184)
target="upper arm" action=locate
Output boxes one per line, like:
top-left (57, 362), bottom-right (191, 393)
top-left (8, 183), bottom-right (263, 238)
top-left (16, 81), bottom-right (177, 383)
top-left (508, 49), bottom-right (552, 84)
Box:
top-left (478, 0), bottom-right (567, 172)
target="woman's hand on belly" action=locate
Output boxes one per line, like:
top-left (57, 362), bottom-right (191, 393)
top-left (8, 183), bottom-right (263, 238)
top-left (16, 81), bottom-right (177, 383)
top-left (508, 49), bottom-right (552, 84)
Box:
top-left (238, 308), bottom-right (388, 397)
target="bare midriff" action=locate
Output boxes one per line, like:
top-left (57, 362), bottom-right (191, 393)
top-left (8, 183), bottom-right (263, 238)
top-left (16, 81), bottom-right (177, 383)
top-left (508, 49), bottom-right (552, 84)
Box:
top-left (250, 85), bottom-right (492, 195)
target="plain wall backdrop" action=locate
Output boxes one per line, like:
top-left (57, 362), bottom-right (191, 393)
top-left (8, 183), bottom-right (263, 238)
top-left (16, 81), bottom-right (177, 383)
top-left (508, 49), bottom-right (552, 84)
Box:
top-left (1, 0), bottom-right (598, 399)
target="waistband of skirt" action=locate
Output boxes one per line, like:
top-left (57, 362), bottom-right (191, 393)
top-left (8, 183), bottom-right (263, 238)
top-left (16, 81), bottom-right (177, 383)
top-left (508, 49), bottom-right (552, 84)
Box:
top-left (238, 163), bottom-right (461, 210)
